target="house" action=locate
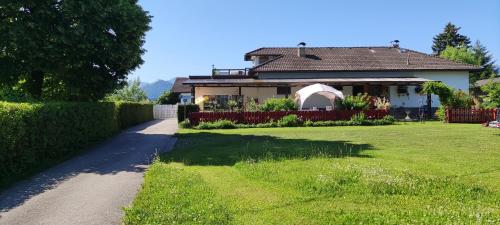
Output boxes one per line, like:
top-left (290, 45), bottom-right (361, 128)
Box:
top-left (183, 43), bottom-right (480, 117)
top-left (171, 77), bottom-right (192, 104)
top-left (475, 77), bottom-right (500, 87)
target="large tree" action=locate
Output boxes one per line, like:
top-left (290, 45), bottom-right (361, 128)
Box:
top-left (432, 22), bottom-right (471, 54)
top-left (0, 0), bottom-right (151, 101)
top-left (471, 41), bottom-right (498, 79)
top-left (440, 44), bottom-right (498, 87)
top-left (105, 78), bottom-right (148, 102)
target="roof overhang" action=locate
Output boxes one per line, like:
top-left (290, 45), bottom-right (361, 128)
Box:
top-left (183, 77), bottom-right (433, 87)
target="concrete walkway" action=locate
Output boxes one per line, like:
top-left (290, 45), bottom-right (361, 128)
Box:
top-left (0, 119), bottom-right (178, 225)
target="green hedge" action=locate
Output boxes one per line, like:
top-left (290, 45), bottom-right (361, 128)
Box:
top-left (0, 101), bottom-right (153, 188)
top-left (177, 104), bottom-right (200, 122)
top-left (116, 102), bottom-right (154, 129)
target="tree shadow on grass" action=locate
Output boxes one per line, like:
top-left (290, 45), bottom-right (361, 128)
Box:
top-left (162, 132), bottom-right (375, 166)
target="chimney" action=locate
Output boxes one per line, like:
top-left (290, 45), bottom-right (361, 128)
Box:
top-left (297, 42), bottom-right (306, 57)
top-left (390, 40), bottom-right (400, 48)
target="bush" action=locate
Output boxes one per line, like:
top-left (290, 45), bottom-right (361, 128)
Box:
top-left (259, 98), bottom-right (298, 112)
top-left (0, 101), bottom-right (153, 188)
top-left (278, 114), bottom-right (300, 127)
top-left (196, 120), bottom-right (236, 130)
top-left (340, 93), bottom-right (370, 110)
top-left (245, 98), bottom-right (260, 112)
top-left (156, 91), bottom-right (180, 104)
top-left (115, 102), bottom-right (154, 129)
top-left (480, 82), bottom-right (500, 109)
top-left (448, 90), bottom-right (473, 108)
top-left (350, 112), bottom-right (367, 125)
top-left (177, 104), bottom-right (200, 122)
top-left (179, 119), bottom-right (192, 128)
top-left (435, 105), bottom-right (446, 121)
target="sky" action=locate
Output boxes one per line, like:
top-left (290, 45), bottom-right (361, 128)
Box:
top-left (132, 0), bottom-right (500, 83)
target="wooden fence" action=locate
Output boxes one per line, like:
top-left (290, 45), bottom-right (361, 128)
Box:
top-left (189, 110), bottom-right (388, 125)
top-left (153, 105), bottom-right (177, 119)
top-left (445, 108), bottom-right (497, 123)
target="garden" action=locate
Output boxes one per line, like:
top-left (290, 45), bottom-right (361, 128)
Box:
top-left (123, 122), bottom-right (500, 224)
top-left (177, 80), bottom-right (499, 130)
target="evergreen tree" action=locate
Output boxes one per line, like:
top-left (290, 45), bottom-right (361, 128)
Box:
top-left (471, 41), bottom-right (498, 79)
top-left (432, 23), bottom-right (471, 54)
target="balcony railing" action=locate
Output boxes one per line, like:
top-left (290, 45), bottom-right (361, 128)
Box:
top-left (212, 68), bottom-right (251, 76)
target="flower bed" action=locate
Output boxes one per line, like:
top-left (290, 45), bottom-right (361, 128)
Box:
top-left (189, 110), bottom-right (388, 125)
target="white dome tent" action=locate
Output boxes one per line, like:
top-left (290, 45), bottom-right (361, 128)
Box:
top-left (295, 84), bottom-right (345, 110)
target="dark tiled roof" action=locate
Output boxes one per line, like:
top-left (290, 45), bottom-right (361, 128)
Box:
top-left (245, 47), bottom-right (481, 73)
top-left (171, 77), bottom-right (191, 93)
top-left (475, 77), bottom-right (500, 86)
top-left (183, 77), bottom-right (432, 86)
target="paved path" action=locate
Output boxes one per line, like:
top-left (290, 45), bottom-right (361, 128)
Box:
top-left (0, 119), bottom-right (178, 225)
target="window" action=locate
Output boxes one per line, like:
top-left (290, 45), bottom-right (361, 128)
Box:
top-left (353, 85), bottom-right (364, 96)
top-left (397, 86), bottom-right (409, 95)
top-left (277, 87), bottom-right (291, 96)
top-left (332, 85), bottom-right (343, 91)
top-left (203, 95), bottom-right (242, 111)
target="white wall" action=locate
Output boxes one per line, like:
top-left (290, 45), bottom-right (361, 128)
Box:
top-left (193, 71), bottom-right (469, 109)
top-left (389, 71), bottom-right (469, 107)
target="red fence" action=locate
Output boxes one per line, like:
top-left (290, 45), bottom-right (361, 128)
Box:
top-left (189, 110), bottom-right (388, 125)
top-left (446, 108), bottom-right (497, 123)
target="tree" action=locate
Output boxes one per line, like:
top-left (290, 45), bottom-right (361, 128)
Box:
top-left (432, 23), bottom-right (471, 54)
top-left (0, 0), bottom-right (151, 101)
top-left (105, 78), bottom-right (148, 102)
top-left (480, 82), bottom-right (500, 109)
top-left (471, 41), bottom-right (498, 80)
top-left (440, 45), bottom-right (498, 87)
top-left (156, 91), bottom-right (180, 104)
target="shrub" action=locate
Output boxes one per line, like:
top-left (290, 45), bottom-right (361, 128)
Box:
top-left (156, 91), bottom-right (180, 104)
top-left (196, 120), bottom-right (236, 130)
top-left (278, 114), bottom-right (299, 127)
top-left (375, 97), bottom-right (391, 110)
top-left (421, 81), bottom-right (453, 105)
top-left (350, 112), bottom-right (367, 125)
top-left (179, 119), bottom-right (192, 128)
top-left (115, 102), bottom-right (154, 129)
top-left (178, 104), bottom-right (200, 122)
top-left (304, 120), bottom-right (314, 127)
top-left (245, 98), bottom-right (260, 112)
top-left (340, 93), bottom-right (370, 110)
top-left (0, 101), bottom-right (153, 188)
top-left (448, 90), bottom-right (473, 108)
top-left (259, 98), bottom-right (298, 112)
top-left (480, 81), bottom-right (500, 109)
top-left (435, 105), bottom-right (447, 121)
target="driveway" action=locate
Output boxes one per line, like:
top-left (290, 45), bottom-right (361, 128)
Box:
top-left (0, 119), bottom-right (178, 225)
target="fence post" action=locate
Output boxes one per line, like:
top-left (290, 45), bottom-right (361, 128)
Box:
top-left (445, 108), bottom-right (450, 123)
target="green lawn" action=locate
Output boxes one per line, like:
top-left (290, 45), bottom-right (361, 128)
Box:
top-left (124, 122), bottom-right (500, 224)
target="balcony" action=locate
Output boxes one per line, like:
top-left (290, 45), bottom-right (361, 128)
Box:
top-left (212, 68), bottom-right (251, 76)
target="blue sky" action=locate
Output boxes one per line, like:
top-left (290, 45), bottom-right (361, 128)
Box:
top-left (132, 0), bottom-right (500, 83)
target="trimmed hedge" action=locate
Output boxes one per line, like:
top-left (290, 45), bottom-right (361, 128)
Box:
top-left (177, 104), bottom-right (200, 122)
top-left (116, 102), bottom-right (154, 129)
top-left (192, 115), bottom-right (396, 130)
top-left (0, 101), bottom-right (153, 188)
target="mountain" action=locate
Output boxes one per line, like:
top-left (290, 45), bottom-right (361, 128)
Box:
top-left (140, 79), bottom-right (174, 100)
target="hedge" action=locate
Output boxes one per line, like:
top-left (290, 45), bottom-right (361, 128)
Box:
top-left (0, 101), bottom-right (153, 188)
top-left (177, 104), bottom-right (200, 122)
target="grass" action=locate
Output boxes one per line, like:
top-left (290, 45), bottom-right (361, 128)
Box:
top-left (124, 122), bottom-right (500, 224)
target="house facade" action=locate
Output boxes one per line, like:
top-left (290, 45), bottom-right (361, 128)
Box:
top-left (183, 44), bottom-right (479, 116)
top-left (171, 77), bottom-right (192, 104)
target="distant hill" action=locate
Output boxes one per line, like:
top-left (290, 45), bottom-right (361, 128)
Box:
top-left (140, 79), bottom-right (174, 100)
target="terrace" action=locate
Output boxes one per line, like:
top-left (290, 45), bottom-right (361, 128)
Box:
top-left (212, 68), bottom-right (251, 77)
